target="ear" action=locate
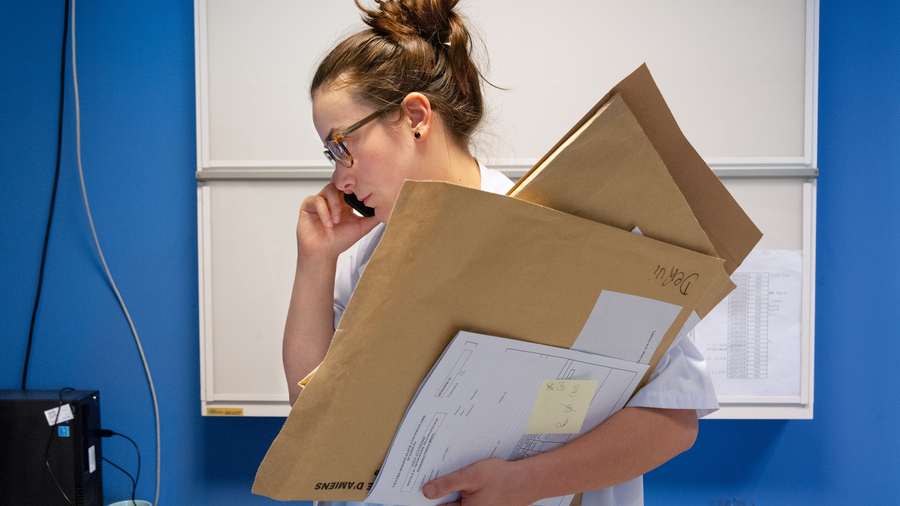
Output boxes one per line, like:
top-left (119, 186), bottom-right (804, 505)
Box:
top-left (401, 92), bottom-right (433, 140)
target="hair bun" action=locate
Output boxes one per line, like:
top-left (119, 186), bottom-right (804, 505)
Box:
top-left (313, 0), bottom-right (485, 148)
top-left (358, 0), bottom-right (459, 48)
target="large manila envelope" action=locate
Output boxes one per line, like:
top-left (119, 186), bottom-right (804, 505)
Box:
top-left (511, 64), bottom-right (761, 277)
top-left (613, 65), bottom-right (763, 275)
top-left (252, 181), bottom-right (735, 501)
top-left (508, 92), bottom-right (731, 318)
top-left (509, 92), bottom-right (718, 261)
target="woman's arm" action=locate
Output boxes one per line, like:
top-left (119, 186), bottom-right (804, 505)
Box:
top-left (283, 183), bottom-right (379, 405)
top-left (283, 252), bottom-right (339, 405)
top-left (423, 406), bottom-right (698, 506)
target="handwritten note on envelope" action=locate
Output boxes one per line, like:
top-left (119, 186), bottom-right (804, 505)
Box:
top-left (525, 380), bottom-right (598, 434)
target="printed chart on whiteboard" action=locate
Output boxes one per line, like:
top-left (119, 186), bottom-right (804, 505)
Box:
top-left (692, 250), bottom-right (803, 399)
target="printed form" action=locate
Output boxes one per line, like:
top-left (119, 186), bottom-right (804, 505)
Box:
top-left (692, 250), bottom-right (803, 399)
top-left (366, 331), bottom-right (648, 506)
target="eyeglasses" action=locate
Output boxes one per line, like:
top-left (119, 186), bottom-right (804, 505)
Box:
top-left (323, 101), bottom-right (398, 168)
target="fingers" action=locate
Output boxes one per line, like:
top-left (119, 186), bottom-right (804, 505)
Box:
top-left (311, 194), bottom-right (335, 228)
top-left (296, 182), bottom-right (379, 259)
top-left (423, 459), bottom-right (527, 506)
top-left (323, 184), bottom-right (344, 225)
top-left (300, 183), bottom-right (345, 229)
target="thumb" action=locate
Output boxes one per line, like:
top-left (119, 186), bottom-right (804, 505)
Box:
top-left (423, 469), bottom-right (463, 500)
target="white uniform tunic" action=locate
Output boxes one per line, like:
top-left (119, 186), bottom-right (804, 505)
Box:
top-left (323, 165), bottom-right (718, 506)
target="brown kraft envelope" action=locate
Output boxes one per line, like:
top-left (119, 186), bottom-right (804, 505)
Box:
top-left (252, 181), bottom-right (735, 501)
top-left (511, 64), bottom-right (762, 277)
top-left (510, 93), bottom-right (717, 260)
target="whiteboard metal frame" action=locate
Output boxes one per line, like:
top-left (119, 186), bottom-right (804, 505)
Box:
top-left (704, 178), bottom-right (816, 420)
top-left (195, 0), bottom-right (819, 419)
top-left (195, 0), bottom-right (820, 173)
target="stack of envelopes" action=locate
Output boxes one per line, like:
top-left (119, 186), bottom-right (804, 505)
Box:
top-left (253, 64), bottom-right (762, 502)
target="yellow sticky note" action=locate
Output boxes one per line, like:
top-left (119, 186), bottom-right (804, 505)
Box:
top-left (524, 380), bottom-right (597, 434)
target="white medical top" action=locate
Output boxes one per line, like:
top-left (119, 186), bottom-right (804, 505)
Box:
top-left (325, 165), bottom-right (718, 506)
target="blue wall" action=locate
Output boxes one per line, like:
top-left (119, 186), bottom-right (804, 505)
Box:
top-left (1, 1), bottom-right (897, 504)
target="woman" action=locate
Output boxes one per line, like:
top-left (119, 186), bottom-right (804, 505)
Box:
top-left (282, 1), bottom-right (718, 505)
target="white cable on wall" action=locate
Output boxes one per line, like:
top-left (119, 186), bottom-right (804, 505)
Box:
top-left (70, 1), bottom-right (161, 504)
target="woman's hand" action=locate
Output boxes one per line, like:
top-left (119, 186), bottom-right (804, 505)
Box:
top-left (420, 408), bottom-right (699, 505)
top-left (422, 458), bottom-right (536, 506)
top-left (283, 182), bottom-right (379, 404)
top-left (296, 182), bottom-right (379, 260)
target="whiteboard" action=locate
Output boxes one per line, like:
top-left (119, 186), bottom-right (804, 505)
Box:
top-left (195, 0), bottom-right (818, 418)
top-left (198, 0), bottom-right (816, 170)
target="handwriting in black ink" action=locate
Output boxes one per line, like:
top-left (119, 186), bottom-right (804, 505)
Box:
top-left (559, 402), bottom-right (577, 414)
top-left (654, 265), bottom-right (699, 296)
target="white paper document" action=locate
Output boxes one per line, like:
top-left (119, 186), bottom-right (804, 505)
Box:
top-left (366, 331), bottom-right (649, 506)
top-left (571, 290), bottom-right (682, 363)
top-left (692, 250), bottom-right (803, 399)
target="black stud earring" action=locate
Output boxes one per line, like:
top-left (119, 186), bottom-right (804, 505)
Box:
top-left (414, 131), bottom-right (421, 139)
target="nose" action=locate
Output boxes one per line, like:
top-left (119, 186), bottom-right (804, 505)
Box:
top-left (331, 164), bottom-right (356, 193)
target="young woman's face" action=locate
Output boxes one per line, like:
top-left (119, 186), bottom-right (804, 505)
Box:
top-left (312, 86), bottom-right (419, 223)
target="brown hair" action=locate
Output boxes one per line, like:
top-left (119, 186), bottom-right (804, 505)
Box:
top-left (311, 0), bottom-right (486, 149)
